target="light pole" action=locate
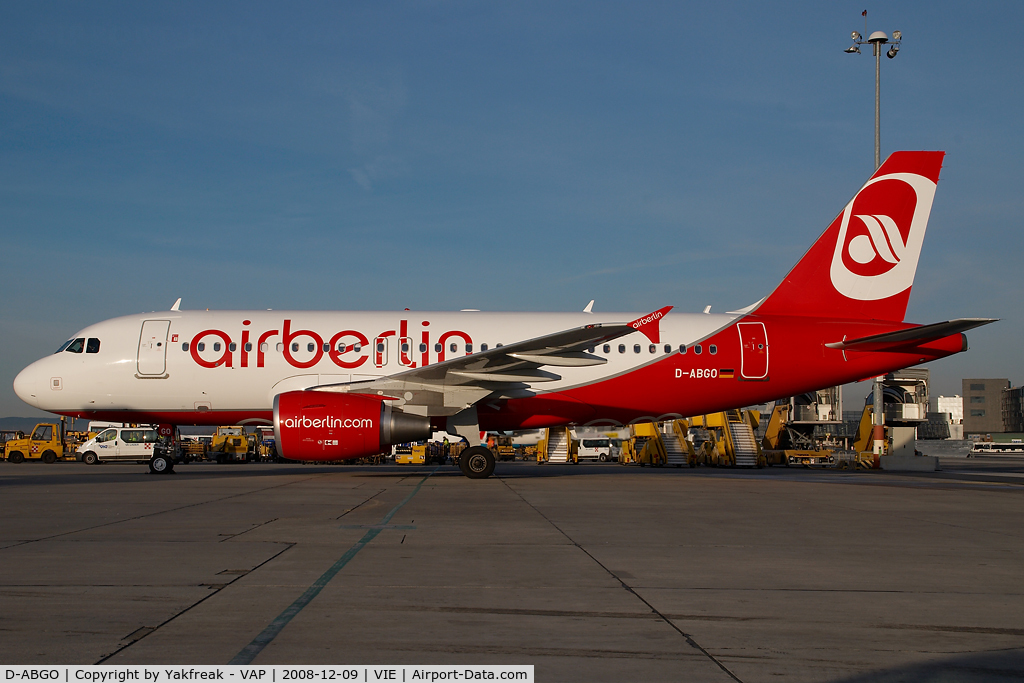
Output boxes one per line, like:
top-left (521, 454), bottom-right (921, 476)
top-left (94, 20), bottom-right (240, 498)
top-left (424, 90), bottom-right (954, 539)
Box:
top-left (845, 19), bottom-right (902, 169)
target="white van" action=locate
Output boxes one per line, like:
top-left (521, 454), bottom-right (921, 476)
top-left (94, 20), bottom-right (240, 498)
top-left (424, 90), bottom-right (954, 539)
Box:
top-left (78, 427), bottom-right (160, 465)
top-left (577, 437), bottom-right (613, 462)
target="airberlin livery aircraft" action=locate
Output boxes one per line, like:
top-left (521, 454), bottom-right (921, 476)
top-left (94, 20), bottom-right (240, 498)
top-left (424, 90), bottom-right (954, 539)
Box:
top-left (14, 152), bottom-right (995, 477)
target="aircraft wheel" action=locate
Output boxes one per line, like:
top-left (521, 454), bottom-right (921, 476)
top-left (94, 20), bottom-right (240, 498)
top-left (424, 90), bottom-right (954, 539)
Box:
top-left (8, 451), bottom-right (24, 464)
top-left (149, 454), bottom-right (174, 474)
top-left (460, 446), bottom-right (495, 479)
top-left (82, 451), bottom-right (98, 465)
top-left (42, 450), bottom-right (57, 464)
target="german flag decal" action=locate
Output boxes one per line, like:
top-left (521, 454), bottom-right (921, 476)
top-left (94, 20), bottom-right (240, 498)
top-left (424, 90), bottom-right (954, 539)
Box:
top-left (719, 369), bottom-right (735, 379)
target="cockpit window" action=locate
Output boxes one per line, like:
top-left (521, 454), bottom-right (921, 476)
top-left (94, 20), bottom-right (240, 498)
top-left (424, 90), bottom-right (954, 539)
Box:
top-left (64, 338), bottom-right (86, 354)
top-left (86, 338), bottom-right (100, 353)
top-left (55, 340), bottom-right (74, 354)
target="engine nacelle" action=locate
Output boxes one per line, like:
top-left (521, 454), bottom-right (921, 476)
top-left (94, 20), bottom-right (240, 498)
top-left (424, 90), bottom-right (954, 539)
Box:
top-left (273, 391), bottom-right (431, 461)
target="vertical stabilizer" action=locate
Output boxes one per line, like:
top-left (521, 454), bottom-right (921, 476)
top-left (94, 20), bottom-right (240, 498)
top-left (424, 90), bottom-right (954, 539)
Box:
top-left (755, 151), bottom-right (944, 321)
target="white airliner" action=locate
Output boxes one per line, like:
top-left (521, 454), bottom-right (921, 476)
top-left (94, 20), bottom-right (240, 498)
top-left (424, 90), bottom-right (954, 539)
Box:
top-left (14, 152), bottom-right (994, 477)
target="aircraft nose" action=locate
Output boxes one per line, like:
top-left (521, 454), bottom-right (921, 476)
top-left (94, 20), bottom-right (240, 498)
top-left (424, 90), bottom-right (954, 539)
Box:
top-left (13, 360), bottom-right (46, 408)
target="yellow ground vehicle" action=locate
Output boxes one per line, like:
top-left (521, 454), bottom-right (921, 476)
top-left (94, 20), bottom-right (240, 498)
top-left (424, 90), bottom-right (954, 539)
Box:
top-left (689, 410), bottom-right (764, 467)
top-left (1, 430), bottom-right (25, 459)
top-left (489, 434), bottom-right (516, 461)
top-left (208, 426), bottom-right (253, 463)
top-left (4, 423), bottom-right (73, 463)
top-left (536, 428), bottom-right (576, 463)
top-left (395, 444), bottom-right (428, 465)
top-left (760, 404), bottom-right (836, 467)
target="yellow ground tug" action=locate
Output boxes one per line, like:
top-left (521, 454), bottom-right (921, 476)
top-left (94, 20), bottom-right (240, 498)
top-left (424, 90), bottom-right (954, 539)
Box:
top-left (208, 426), bottom-right (253, 463)
top-left (689, 410), bottom-right (764, 467)
top-left (395, 443), bottom-right (428, 465)
top-left (4, 422), bottom-right (74, 463)
top-left (536, 427), bottom-right (577, 463)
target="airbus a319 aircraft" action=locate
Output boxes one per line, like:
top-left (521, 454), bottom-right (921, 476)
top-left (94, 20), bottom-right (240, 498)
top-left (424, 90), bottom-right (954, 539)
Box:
top-left (14, 152), bottom-right (994, 477)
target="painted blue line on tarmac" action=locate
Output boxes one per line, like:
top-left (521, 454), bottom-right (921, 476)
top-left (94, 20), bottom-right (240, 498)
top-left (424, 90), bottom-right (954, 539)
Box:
top-left (229, 470), bottom-right (436, 664)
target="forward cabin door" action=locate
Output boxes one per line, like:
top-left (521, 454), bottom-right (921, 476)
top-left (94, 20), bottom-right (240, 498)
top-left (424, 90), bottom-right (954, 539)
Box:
top-left (737, 322), bottom-right (768, 380)
top-left (138, 320), bottom-right (171, 376)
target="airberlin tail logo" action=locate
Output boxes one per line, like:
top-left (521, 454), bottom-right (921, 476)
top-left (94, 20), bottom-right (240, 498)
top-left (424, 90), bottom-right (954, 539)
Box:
top-left (829, 172), bottom-right (937, 301)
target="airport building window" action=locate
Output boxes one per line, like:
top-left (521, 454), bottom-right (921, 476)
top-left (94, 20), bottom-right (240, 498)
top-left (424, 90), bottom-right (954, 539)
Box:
top-left (679, 345), bottom-right (686, 354)
top-left (182, 343), bottom-right (189, 352)
top-left (709, 345), bottom-right (717, 355)
top-left (229, 343), bottom-right (236, 352)
top-left (64, 338), bottom-right (85, 353)
top-left (971, 409), bottom-right (986, 417)
top-left (970, 383), bottom-right (986, 391)
top-left (603, 344), bottom-right (611, 354)
top-left (198, 343), bottom-right (205, 352)
top-left (86, 338), bottom-right (100, 353)
top-left (213, 343), bottom-right (221, 352)
top-left (970, 396), bottom-right (986, 403)
top-left (633, 344), bottom-right (641, 354)
top-left (419, 343), bottom-right (426, 353)
top-left (693, 344), bottom-right (702, 355)
top-left (618, 344), bottom-right (626, 354)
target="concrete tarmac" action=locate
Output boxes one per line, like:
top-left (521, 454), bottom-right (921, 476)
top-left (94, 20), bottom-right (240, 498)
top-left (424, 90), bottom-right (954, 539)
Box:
top-left (1, 456), bottom-right (1023, 682)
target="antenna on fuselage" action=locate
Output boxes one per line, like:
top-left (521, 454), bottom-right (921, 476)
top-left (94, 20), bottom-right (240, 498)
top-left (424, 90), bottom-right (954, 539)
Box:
top-left (170, 298), bottom-right (181, 311)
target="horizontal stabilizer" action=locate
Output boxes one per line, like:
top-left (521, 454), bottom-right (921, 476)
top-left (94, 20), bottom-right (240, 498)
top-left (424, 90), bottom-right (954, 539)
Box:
top-left (825, 318), bottom-right (998, 351)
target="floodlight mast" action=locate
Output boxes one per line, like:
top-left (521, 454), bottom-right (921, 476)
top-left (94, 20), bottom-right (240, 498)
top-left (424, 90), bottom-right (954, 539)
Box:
top-left (844, 13), bottom-right (902, 169)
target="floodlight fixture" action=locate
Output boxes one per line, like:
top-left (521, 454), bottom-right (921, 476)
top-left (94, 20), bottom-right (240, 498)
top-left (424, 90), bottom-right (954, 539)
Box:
top-left (887, 45), bottom-right (899, 59)
top-left (893, 30), bottom-right (902, 40)
top-left (845, 45), bottom-right (861, 54)
top-left (852, 31), bottom-right (861, 41)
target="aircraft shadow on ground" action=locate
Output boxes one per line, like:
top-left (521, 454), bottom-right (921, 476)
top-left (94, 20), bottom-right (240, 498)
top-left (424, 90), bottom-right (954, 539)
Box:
top-left (830, 649), bottom-right (1024, 682)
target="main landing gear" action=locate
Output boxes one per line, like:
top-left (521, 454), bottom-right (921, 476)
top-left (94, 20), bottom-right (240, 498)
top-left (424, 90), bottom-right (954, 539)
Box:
top-left (459, 446), bottom-right (495, 479)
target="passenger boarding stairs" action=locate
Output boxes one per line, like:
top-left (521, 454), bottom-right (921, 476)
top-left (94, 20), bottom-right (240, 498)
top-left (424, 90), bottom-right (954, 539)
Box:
top-left (660, 421), bottom-right (690, 467)
top-left (726, 410), bottom-right (760, 467)
top-left (543, 428), bottom-right (572, 463)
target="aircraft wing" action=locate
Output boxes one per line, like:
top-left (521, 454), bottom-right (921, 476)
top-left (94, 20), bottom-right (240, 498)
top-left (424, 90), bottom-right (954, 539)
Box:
top-left (312, 306), bottom-right (673, 415)
top-left (825, 318), bottom-right (998, 351)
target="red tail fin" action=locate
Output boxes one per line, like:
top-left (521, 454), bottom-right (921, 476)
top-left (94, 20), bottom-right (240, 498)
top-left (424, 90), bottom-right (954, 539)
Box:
top-left (755, 151), bottom-right (944, 321)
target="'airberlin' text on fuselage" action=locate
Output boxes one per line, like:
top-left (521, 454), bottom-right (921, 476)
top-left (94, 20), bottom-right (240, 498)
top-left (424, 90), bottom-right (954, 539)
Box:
top-left (188, 319), bottom-right (472, 370)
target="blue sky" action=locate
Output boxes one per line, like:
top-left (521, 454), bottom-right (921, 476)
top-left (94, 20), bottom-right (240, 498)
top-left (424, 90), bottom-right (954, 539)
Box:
top-left (2, 1), bottom-right (1021, 417)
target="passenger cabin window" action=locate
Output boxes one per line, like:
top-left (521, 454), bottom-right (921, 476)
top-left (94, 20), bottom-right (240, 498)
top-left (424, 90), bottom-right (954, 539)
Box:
top-left (376, 343), bottom-right (385, 353)
top-left (434, 343), bottom-right (442, 353)
top-left (32, 425), bottom-right (53, 441)
top-left (679, 345), bottom-right (686, 354)
top-left (633, 344), bottom-right (641, 354)
top-left (649, 344), bottom-right (656, 353)
top-left (95, 429), bottom-right (117, 443)
top-left (86, 338), bottom-right (100, 353)
top-left (198, 342), bottom-right (206, 352)
top-left (338, 343), bottom-right (347, 353)
top-left (353, 343), bottom-right (361, 352)
top-left (709, 344), bottom-right (717, 355)
top-left (259, 343), bottom-right (267, 352)
top-left (401, 342), bottom-right (409, 353)
top-left (603, 344), bottom-right (611, 354)
top-left (291, 343), bottom-right (299, 352)
top-left (480, 343), bottom-right (488, 351)
top-left (450, 343), bottom-right (457, 353)
top-left (466, 344), bottom-right (473, 353)
top-left (276, 343), bottom-right (284, 352)
top-left (64, 338), bottom-right (85, 353)
top-left (307, 343), bottom-right (315, 352)
top-left (229, 343), bottom-right (237, 352)
top-left (213, 343), bottom-right (221, 352)
top-left (182, 343), bottom-right (189, 352)
top-left (419, 343), bottom-right (427, 353)
top-left (245, 343), bottom-right (252, 352)
top-left (618, 344), bottom-right (626, 354)
top-left (693, 344), bottom-right (702, 355)
top-left (664, 344), bottom-right (671, 353)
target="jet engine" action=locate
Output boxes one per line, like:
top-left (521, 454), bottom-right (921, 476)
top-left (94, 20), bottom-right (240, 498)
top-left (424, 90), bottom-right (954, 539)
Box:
top-left (273, 391), bottom-right (431, 461)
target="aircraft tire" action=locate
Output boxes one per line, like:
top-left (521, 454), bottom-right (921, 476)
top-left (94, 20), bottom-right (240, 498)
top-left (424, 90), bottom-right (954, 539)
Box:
top-left (460, 446), bottom-right (494, 479)
top-left (42, 450), bottom-right (57, 464)
top-left (8, 451), bottom-right (24, 464)
top-left (149, 454), bottom-right (174, 475)
top-left (82, 452), bottom-right (98, 465)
